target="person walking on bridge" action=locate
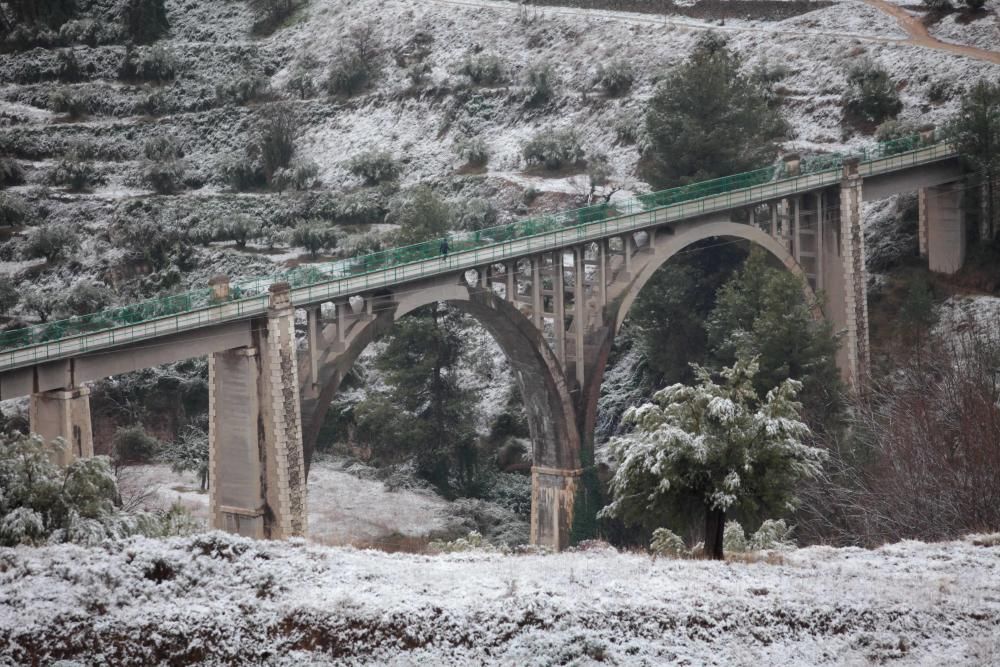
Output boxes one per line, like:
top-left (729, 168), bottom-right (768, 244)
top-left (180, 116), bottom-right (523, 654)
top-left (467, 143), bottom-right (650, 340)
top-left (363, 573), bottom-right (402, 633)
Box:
top-left (440, 237), bottom-right (449, 259)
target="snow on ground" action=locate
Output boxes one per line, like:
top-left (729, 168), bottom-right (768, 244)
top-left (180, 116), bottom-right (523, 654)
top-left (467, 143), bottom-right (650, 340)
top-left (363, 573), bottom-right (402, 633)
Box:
top-left (1, 533), bottom-right (999, 664)
top-left (121, 460), bottom-right (450, 546)
top-left (936, 294), bottom-right (1000, 336)
top-left (930, 12), bottom-right (1000, 51)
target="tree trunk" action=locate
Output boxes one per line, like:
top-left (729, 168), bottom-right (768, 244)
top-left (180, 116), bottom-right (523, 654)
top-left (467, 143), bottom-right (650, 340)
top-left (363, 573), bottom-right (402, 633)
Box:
top-left (704, 507), bottom-right (726, 560)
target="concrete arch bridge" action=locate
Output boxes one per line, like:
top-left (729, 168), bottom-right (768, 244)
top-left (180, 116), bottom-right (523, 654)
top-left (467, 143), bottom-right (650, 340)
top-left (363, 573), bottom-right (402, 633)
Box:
top-left (0, 133), bottom-right (965, 549)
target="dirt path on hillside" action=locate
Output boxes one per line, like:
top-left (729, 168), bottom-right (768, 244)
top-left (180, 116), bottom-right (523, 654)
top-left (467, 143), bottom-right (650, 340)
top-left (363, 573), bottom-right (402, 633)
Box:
top-left (862, 0), bottom-right (1000, 64)
top-left (434, 0), bottom-right (1000, 64)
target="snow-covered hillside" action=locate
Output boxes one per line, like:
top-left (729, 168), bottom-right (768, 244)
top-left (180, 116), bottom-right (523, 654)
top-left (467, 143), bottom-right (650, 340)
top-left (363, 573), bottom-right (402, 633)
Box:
top-left (2, 532), bottom-right (999, 664)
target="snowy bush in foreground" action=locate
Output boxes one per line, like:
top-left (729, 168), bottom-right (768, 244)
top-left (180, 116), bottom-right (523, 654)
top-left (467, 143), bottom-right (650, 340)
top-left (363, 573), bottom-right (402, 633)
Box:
top-left (428, 530), bottom-right (496, 553)
top-left (650, 527), bottom-right (687, 557)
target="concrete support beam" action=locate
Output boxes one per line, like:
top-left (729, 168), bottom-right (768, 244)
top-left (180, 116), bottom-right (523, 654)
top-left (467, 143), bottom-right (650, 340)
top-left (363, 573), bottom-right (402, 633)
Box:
top-left (838, 159), bottom-right (871, 391)
top-left (917, 188), bottom-right (929, 258)
top-left (553, 252), bottom-right (566, 365)
top-left (573, 246), bottom-right (586, 388)
top-left (307, 306), bottom-right (321, 389)
top-left (530, 466), bottom-right (582, 550)
top-left (506, 262), bottom-right (515, 302)
top-left (924, 183), bottom-right (965, 274)
top-left (209, 283), bottom-right (307, 540)
top-left (29, 386), bottom-right (93, 466)
top-left (598, 240), bottom-right (608, 307)
top-left (532, 257), bottom-right (543, 329)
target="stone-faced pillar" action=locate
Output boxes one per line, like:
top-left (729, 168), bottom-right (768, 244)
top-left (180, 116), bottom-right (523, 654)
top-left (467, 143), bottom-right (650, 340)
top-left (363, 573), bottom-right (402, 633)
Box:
top-left (530, 465), bottom-right (582, 550)
top-left (838, 157), bottom-right (871, 391)
top-left (29, 387), bottom-right (93, 466)
top-left (209, 282), bottom-right (307, 540)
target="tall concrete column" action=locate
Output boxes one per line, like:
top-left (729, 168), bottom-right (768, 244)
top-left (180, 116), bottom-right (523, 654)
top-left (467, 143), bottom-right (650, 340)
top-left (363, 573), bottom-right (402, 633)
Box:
top-left (530, 465), bottom-right (582, 550)
top-left (923, 183), bottom-right (965, 274)
top-left (209, 282), bottom-right (307, 540)
top-left (917, 188), bottom-right (929, 258)
top-left (29, 386), bottom-right (93, 466)
top-left (552, 251), bottom-right (566, 365)
top-left (838, 158), bottom-right (871, 391)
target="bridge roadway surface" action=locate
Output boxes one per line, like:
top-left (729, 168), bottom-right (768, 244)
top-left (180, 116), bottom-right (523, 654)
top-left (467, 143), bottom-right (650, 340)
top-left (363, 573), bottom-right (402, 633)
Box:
top-left (0, 141), bottom-right (958, 390)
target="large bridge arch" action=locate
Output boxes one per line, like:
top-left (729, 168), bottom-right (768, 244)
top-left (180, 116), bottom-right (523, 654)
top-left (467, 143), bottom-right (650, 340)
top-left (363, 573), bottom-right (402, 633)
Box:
top-left (301, 276), bottom-right (582, 485)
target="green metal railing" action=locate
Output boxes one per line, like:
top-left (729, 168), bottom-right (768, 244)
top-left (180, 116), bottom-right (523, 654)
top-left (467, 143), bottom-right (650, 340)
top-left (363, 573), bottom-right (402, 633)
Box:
top-left (0, 133), bottom-right (952, 364)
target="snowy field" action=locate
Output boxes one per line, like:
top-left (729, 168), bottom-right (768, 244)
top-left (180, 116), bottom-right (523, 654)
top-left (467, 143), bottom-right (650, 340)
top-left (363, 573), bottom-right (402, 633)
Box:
top-left (1, 533), bottom-right (999, 664)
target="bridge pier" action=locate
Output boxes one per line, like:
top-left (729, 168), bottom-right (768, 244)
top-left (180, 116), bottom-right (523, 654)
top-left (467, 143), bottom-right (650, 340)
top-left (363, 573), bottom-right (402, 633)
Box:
top-left (209, 282), bottom-right (307, 539)
top-left (919, 183), bottom-right (966, 274)
top-left (530, 465), bottom-right (582, 550)
top-left (29, 386), bottom-right (93, 466)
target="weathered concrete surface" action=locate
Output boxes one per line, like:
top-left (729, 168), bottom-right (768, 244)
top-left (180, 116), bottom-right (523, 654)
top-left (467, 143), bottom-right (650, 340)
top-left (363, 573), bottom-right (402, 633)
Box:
top-left (28, 387), bottom-right (93, 466)
top-left (530, 466), bottom-right (582, 550)
top-left (924, 182), bottom-right (966, 275)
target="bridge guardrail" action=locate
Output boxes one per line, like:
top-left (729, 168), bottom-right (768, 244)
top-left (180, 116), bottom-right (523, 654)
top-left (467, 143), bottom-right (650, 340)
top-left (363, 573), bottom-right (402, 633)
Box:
top-left (0, 135), bottom-right (956, 372)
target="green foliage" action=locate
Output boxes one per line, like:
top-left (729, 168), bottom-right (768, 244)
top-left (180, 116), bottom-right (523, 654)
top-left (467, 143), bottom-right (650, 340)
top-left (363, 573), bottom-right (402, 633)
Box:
top-left (291, 222), bottom-right (337, 257)
top-left (142, 135), bottom-right (185, 194)
top-left (631, 242), bottom-right (747, 387)
top-left (948, 79), bottom-right (1000, 238)
top-left (600, 356), bottom-right (823, 559)
top-left (594, 58), bottom-right (635, 96)
top-left (108, 208), bottom-right (191, 271)
top-left (0, 433), bottom-right (198, 547)
top-left (875, 119), bottom-right (918, 143)
top-left (0, 158), bottom-right (25, 187)
top-left (62, 280), bottom-right (113, 316)
top-left (722, 518), bottom-right (795, 552)
top-left (454, 197), bottom-right (498, 231)
top-left (259, 107), bottom-right (297, 183)
top-left (272, 160), bottom-right (319, 192)
top-left (429, 531), bottom-right (496, 553)
top-left (453, 136), bottom-right (490, 167)
top-left (522, 128), bottom-right (584, 170)
top-left (112, 426), bottom-right (160, 468)
top-left (347, 150), bottom-right (400, 185)
top-left (522, 60), bottom-right (556, 107)
top-left (706, 249), bottom-right (843, 426)
top-left (650, 527), bottom-right (688, 557)
top-left (644, 33), bottom-right (786, 188)
top-left (160, 425), bottom-right (209, 491)
top-left (122, 0), bottom-right (170, 45)
top-left (21, 287), bottom-right (59, 322)
top-left (722, 520), bottom-right (747, 553)
top-left (896, 276), bottom-right (937, 354)
top-left (24, 224), bottom-right (79, 262)
top-left (460, 52), bottom-right (506, 86)
top-left (842, 58), bottom-right (902, 126)
top-left (387, 185), bottom-right (453, 245)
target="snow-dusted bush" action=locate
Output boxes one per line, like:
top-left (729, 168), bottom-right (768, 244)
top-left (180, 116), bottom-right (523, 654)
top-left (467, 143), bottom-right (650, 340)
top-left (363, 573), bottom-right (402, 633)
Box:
top-left (48, 86), bottom-right (87, 118)
top-left (160, 425), bottom-right (209, 491)
top-left (48, 146), bottom-right (103, 192)
top-left (347, 150), bottom-right (400, 185)
top-left (119, 44), bottom-right (176, 83)
top-left (287, 56), bottom-right (318, 99)
top-left (257, 107), bottom-right (297, 184)
top-left (843, 59), bottom-right (902, 126)
top-left (429, 530), bottom-right (497, 553)
top-left (272, 160), bottom-right (319, 192)
top-left (0, 433), bottom-right (198, 547)
top-left (112, 426), bottom-right (161, 468)
top-left (21, 287), bottom-right (59, 322)
top-left (122, 0), bottom-right (170, 45)
top-left (594, 58), bottom-right (635, 96)
top-left (0, 192), bottom-right (31, 226)
top-left (59, 18), bottom-right (116, 47)
top-left (216, 74), bottom-right (272, 106)
top-left (522, 128), bottom-right (584, 170)
top-left (453, 135), bottom-right (490, 168)
top-left (24, 223), bottom-right (79, 261)
top-left (0, 276), bottom-right (19, 315)
top-left (325, 23), bottom-right (382, 97)
top-left (612, 112), bottom-right (643, 146)
top-left (0, 158), bottom-right (25, 187)
top-left (875, 119), bottom-right (918, 143)
top-left (251, 0), bottom-right (307, 36)
top-left (142, 135), bottom-right (185, 194)
top-left (650, 527), bottom-right (688, 557)
top-left (62, 280), bottom-right (113, 316)
top-left (56, 48), bottom-right (82, 83)
top-left (749, 519), bottom-right (795, 551)
top-left (522, 60), bottom-right (557, 107)
top-left (921, 0), bottom-right (952, 8)
top-left (723, 520), bottom-right (748, 553)
top-left (460, 53), bottom-right (507, 86)
top-left (454, 197), bottom-right (498, 231)
top-left (291, 222), bottom-right (337, 258)
top-left (221, 155), bottom-right (266, 191)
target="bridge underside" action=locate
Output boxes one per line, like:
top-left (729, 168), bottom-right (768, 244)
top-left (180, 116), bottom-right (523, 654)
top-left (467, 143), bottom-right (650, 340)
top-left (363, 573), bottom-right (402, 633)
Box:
top-left (6, 154), bottom-right (970, 549)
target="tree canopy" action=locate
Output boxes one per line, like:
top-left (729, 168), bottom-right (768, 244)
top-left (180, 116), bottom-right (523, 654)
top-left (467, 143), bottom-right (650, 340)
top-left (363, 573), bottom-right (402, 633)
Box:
top-left (600, 356), bottom-right (824, 559)
top-left (948, 79), bottom-right (1000, 241)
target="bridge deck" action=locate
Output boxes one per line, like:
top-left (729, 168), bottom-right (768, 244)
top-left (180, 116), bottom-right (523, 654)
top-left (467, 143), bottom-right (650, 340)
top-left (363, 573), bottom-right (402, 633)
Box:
top-left (0, 140), bottom-right (957, 375)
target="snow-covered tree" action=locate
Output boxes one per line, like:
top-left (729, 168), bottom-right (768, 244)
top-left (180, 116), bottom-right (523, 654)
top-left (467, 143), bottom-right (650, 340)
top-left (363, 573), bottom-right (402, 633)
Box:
top-left (600, 356), bottom-right (824, 559)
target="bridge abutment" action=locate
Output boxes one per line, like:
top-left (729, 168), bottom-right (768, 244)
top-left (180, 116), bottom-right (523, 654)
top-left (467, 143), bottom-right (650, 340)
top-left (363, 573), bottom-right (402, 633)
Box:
top-left (919, 183), bottom-right (966, 274)
top-left (29, 386), bottom-right (93, 466)
top-left (209, 282), bottom-right (307, 539)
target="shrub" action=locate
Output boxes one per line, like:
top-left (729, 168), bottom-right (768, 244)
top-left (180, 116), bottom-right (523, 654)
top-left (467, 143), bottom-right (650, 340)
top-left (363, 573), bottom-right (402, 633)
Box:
top-left (111, 426), bottom-right (159, 466)
top-left (287, 59), bottom-right (317, 99)
top-left (650, 527), bottom-right (687, 557)
top-left (455, 197), bottom-right (498, 231)
top-left (964, 0), bottom-right (985, 8)
top-left (0, 276), bottom-right (19, 315)
top-left (594, 57), bottom-right (635, 96)
top-left (522, 128), bottom-right (584, 170)
top-left (56, 48), bottom-right (82, 83)
top-left (142, 136), bottom-right (185, 194)
top-left (921, 0), bottom-right (952, 8)
top-left (722, 521), bottom-right (748, 553)
top-left (429, 531), bottom-right (496, 553)
top-left (0, 193), bottom-right (31, 227)
top-left (272, 160), bottom-right (318, 192)
top-left (59, 18), bottom-right (109, 47)
top-left (843, 58), bottom-right (902, 126)
top-left (118, 44), bottom-right (176, 82)
top-left (291, 222), bottom-right (337, 257)
top-left (258, 108), bottom-right (296, 182)
top-left (218, 216), bottom-right (256, 248)
top-left (347, 150), bottom-right (399, 185)
top-left (215, 75), bottom-right (271, 106)
top-left (48, 87), bottom-right (87, 119)
top-left (47, 147), bottom-right (102, 191)
top-left (460, 53), bottom-right (506, 86)
top-left (875, 119), bottom-right (917, 143)
top-left (613, 113), bottom-right (641, 145)
top-left (748, 519), bottom-right (796, 551)
top-left (221, 155), bottom-right (265, 191)
top-left (122, 0), bottom-right (170, 45)
top-left (62, 280), bottom-right (112, 316)
top-left (160, 425), bottom-right (209, 490)
top-left (325, 23), bottom-right (381, 97)
top-left (522, 60), bottom-right (556, 107)
top-left (0, 158), bottom-right (25, 187)
top-left (22, 288), bottom-right (59, 322)
top-left (453, 136), bottom-right (489, 167)
top-left (4, 0), bottom-right (77, 29)
top-left (24, 224), bottom-right (79, 262)
top-left (251, 0), bottom-right (305, 36)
